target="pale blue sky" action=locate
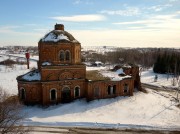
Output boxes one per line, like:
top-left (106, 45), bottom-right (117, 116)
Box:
top-left (0, 0), bottom-right (180, 47)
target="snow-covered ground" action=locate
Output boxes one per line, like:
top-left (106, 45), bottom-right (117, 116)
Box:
top-left (82, 46), bottom-right (117, 54)
top-left (0, 55), bottom-right (37, 95)
top-left (22, 89), bottom-right (180, 129)
top-left (8, 54), bottom-right (39, 61)
top-left (141, 68), bottom-right (179, 89)
top-left (0, 54), bottom-right (180, 129)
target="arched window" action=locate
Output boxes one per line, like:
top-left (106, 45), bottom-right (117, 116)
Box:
top-left (124, 84), bottom-right (129, 93)
top-left (50, 89), bottom-right (57, 101)
top-left (65, 50), bottom-right (70, 61)
top-left (20, 88), bottom-right (26, 100)
top-left (113, 85), bottom-right (116, 94)
top-left (59, 50), bottom-right (65, 61)
top-left (74, 86), bottom-right (80, 98)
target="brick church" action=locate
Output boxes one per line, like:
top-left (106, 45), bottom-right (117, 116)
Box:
top-left (16, 24), bottom-right (141, 105)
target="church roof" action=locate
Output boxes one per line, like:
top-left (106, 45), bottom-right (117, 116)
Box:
top-left (16, 69), bottom-right (41, 82)
top-left (39, 24), bottom-right (79, 43)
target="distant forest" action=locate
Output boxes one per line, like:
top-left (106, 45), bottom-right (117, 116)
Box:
top-left (83, 48), bottom-right (180, 74)
top-left (153, 51), bottom-right (180, 74)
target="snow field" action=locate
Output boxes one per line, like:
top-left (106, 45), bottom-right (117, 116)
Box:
top-left (0, 55), bottom-right (37, 95)
top-left (141, 68), bottom-right (179, 88)
top-left (22, 89), bottom-right (180, 128)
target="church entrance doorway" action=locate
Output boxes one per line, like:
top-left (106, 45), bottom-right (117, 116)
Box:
top-left (61, 87), bottom-right (71, 103)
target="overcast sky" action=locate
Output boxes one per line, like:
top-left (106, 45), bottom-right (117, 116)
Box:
top-left (0, 0), bottom-right (180, 48)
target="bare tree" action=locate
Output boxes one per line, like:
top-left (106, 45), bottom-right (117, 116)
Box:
top-left (0, 87), bottom-right (27, 134)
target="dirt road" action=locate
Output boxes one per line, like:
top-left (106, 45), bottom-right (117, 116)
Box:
top-left (27, 126), bottom-right (180, 134)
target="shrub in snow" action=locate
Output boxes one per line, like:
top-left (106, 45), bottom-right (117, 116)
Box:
top-left (0, 87), bottom-right (27, 133)
top-left (31, 67), bottom-right (36, 71)
top-left (154, 75), bottom-right (158, 82)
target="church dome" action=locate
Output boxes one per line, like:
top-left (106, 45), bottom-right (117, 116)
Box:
top-left (39, 24), bottom-right (79, 43)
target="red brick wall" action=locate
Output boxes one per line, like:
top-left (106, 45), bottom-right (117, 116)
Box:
top-left (38, 42), bottom-right (81, 66)
top-left (40, 65), bottom-right (86, 81)
top-left (41, 80), bottom-right (86, 105)
top-left (18, 77), bottom-right (134, 105)
top-left (18, 82), bottom-right (42, 105)
top-left (86, 78), bottom-right (134, 101)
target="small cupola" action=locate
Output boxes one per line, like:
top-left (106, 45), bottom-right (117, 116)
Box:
top-left (55, 24), bottom-right (64, 31)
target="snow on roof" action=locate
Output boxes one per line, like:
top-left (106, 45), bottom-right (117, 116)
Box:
top-left (116, 68), bottom-right (125, 75)
top-left (22, 70), bottom-right (41, 81)
top-left (86, 66), bottom-right (131, 81)
top-left (111, 75), bottom-right (131, 81)
top-left (99, 68), bottom-right (131, 81)
top-left (42, 32), bottom-right (69, 42)
top-left (41, 30), bottom-right (79, 43)
top-left (123, 65), bottom-right (132, 68)
top-left (95, 61), bottom-right (103, 64)
top-left (42, 62), bottom-right (52, 66)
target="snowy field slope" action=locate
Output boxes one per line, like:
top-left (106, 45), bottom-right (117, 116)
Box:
top-left (0, 55), bottom-right (37, 95)
top-left (0, 54), bottom-right (180, 129)
top-left (82, 46), bottom-right (117, 54)
top-left (22, 89), bottom-right (180, 129)
top-left (8, 54), bottom-right (39, 61)
top-left (141, 68), bottom-right (179, 89)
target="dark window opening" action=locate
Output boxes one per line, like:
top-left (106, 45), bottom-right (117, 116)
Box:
top-left (134, 80), bottom-right (139, 89)
top-left (62, 87), bottom-right (71, 103)
top-left (20, 88), bottom-right (25, 100)
top-left (108, 85), bottom-right (111, 95)
top-left (113, 85), bottom-right (116, 94)
top-left (124, 84), bottom-right (128, 93)
top-left (60, 51), bottom-right (64, 61)
top-left (75, 87), bottom-right (80, 98)
top-left (50, 89), bottom-right (56, 101)
top-left (65, 51), bottom-right (70, 61)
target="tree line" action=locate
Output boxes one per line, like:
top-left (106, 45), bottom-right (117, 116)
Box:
top-left (83, 48), bottom-right (180, 73)
top-left (153, 50), bottom-right (180, 74)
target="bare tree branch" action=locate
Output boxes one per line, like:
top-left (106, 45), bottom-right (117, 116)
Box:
top-left (0, 86), bottom-right (28, 134)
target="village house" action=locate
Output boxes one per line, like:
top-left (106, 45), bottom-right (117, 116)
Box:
top-left (16, 24), bottom-right (141, 105)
